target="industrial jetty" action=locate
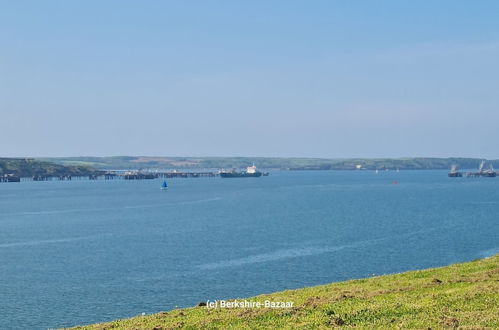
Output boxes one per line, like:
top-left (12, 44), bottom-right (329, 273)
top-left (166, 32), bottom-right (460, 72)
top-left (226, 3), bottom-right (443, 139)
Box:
top-left (448, 161), bottom-right (498, 178)
top-left (0, 167), bottom-right (269, 183)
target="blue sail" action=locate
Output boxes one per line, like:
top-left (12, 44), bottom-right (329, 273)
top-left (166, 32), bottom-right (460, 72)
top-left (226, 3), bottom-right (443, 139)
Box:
top-left (161, 181), bottom-right (168, 188)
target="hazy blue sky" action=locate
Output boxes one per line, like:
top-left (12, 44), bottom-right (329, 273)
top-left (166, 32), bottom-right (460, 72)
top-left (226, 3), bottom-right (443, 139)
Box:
top-left (1, 1), bottom-right (499, 158)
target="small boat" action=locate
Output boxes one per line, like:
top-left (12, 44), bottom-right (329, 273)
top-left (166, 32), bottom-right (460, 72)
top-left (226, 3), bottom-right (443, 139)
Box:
top-left (161, 181), bottom-right (168, 189)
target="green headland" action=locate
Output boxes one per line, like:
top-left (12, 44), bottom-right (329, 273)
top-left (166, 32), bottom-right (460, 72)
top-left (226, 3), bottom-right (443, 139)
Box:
top-left (71, 254), bottom-right (498, 329)
top-left (0, 158), bottom-right (102, 178)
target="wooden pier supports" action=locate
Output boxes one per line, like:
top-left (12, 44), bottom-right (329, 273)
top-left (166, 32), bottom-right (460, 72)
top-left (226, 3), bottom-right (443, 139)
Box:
top-left (1, 171), bottom-right (224, 183)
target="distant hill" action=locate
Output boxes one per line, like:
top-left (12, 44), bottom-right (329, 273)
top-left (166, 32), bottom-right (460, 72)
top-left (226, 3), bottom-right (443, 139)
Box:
top-left (39, 156), bottom-right (498, 171)
top-left (0, 158), bottom-right (102, 177)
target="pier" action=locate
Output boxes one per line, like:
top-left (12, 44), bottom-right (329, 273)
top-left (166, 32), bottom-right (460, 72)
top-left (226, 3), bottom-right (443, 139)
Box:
top-left (448, 161), bottom-right (498, 178)
top-left (463, 171), bottom-right (498, 178)
top-left (120, 170), bottom-right (219, 179)
top-left (0, 170), bottom-right (222, 183)
top-left (1, 174), bottom-right (21, 182)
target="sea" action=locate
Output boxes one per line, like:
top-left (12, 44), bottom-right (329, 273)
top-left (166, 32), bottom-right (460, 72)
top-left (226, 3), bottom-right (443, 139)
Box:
top-left (0, 170), bottom-right (498, 329)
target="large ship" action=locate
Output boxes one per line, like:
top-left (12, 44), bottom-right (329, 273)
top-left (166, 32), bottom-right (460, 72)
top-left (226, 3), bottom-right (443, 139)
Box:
top-left (220, 165), bottom-right (263, 178)
top-left (464, 160), bottom-right (498, 178)
top-left (479, 161), bottom-right (497, 177)
top-left (448, 165), bottom-right (463, 177)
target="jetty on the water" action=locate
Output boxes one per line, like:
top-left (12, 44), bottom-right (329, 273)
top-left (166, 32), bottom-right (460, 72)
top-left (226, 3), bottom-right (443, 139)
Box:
top-left (0, 170), bottom-right (223, 183)
top-left (1, 174), bottom-right (21, 182)
top-left (448, 160), bottom-right (498, 178)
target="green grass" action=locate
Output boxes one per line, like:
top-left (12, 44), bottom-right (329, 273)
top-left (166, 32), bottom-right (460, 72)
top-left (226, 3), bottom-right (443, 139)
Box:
top-left (71, 255), bottom-right (499, 329)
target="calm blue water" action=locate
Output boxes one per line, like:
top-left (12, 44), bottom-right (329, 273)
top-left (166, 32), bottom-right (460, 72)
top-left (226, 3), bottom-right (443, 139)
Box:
top-left (0, 170), bottom-right (498, 329)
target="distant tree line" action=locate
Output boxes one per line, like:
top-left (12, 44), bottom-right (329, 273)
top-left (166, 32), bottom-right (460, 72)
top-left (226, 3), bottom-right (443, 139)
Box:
top-left (37, 156), bottom-right (498, 171)
top-left (0, 158), bottom-right (102, 177)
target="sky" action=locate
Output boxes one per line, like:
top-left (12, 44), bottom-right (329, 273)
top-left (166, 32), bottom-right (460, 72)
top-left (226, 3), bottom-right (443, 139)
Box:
top-left (1, 1), bottom-right (499, 158)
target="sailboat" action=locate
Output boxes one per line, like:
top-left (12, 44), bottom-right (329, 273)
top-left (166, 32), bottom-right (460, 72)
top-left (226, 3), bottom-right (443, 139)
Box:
top-left (161, 181), bottom-right (168, 190)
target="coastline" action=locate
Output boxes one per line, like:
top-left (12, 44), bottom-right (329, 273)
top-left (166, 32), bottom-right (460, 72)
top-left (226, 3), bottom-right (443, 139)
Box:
top-left (69, 254), bottom-right (499, 329)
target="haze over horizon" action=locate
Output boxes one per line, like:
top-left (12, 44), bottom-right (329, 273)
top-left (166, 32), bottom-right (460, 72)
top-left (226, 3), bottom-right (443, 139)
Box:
top-left (31, 155), bottom-right (499, 161)
top-left (2, 1), bottom-right (499, 159)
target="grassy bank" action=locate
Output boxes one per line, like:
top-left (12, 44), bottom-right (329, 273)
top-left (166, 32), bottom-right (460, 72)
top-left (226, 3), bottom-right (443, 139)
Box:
top-left (72, 255), bottom-right (498, 329)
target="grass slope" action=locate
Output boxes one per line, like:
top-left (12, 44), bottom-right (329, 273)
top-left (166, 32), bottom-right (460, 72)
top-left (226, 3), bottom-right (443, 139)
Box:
top-left (72, 255), bottom-right (499, 329)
